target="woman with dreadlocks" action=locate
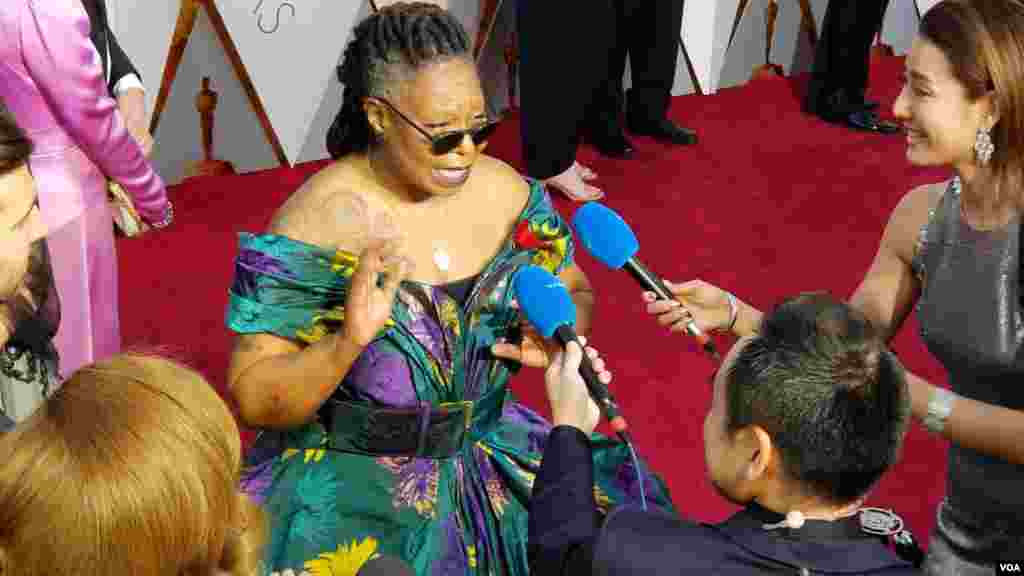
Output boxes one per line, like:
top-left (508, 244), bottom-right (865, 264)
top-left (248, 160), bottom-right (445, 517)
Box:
top-left (224, 3), bottom-right (673, 574)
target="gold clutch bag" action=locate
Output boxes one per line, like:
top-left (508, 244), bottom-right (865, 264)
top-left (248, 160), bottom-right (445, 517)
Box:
top-left (107, 181), bottom-right (146, 237)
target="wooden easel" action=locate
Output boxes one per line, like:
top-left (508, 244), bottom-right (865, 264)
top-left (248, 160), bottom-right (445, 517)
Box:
top-left (728, 0), bottom-right (820, 83)
top-left (149, 0), bottom-right (288, 168)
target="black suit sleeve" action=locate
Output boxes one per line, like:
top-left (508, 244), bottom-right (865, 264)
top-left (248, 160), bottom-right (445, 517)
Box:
top-left (105, 27), bottom-right (140, 95)
top-left (528, 426), bottom-right (602, 576)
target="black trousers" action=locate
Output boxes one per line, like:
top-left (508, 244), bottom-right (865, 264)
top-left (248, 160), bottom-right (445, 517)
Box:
top-left (804, 0), bottom-right (890, 119)
top-left (517, 0), bottom-right (615, 179)
top-left (588, 0), bottom-right (685, 133)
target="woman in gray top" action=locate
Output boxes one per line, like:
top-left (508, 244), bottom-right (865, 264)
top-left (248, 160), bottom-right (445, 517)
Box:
top-left (645, 1), bottom-right (1024, 574)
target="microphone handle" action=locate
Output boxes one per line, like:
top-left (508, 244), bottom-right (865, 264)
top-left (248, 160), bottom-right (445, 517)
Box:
top-left (623, 258), bottom-right (721, 360)
top-left (553, 325), bottom-right (627, 433)
top-left (623, 258), bottom-right (674, 301)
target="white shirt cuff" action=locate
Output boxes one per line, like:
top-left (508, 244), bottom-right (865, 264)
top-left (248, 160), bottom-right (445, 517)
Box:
top-left (113, 74), bottom-right (145, 96)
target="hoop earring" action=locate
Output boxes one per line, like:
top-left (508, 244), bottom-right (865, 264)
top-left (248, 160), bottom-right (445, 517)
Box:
top-left (975, 124), bottom-right (994, 166)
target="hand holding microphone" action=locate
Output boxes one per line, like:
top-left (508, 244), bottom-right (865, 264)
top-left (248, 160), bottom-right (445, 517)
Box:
top-left (545, 337), bottom-right (606, 436)
top-left (643, 279), bottom-right (738, 336)
top-left (512, 266), bottom-right (650, 510)
top-left (510, 265), bottom-right (628, 435)
top-left (572, 203), bottom-right (722, 360)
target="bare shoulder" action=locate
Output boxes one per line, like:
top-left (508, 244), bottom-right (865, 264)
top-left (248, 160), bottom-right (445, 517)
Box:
top-left (885, 181), bottom-right (947, 262)
top-left (267, 160), bottom-right (387, 252)
top-left (473, 154), bottom-right (530, 210)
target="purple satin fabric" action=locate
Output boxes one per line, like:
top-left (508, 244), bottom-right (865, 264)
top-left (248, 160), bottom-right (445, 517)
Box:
top-left (0, 0), bottom-right (169, 376)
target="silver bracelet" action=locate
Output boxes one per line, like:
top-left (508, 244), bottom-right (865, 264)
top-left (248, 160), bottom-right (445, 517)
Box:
top-left (922, 387), bottom-right (955, 435)
top-left (724, 291), bottom-right (738, 333)
top-left (152, 200), bottom-right (174, 229)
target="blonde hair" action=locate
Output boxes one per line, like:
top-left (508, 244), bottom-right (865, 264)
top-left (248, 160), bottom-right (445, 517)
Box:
top-left (0, 354), bottom-right (265, 575)
top-left (921, 0), bottom-right (1024, 211)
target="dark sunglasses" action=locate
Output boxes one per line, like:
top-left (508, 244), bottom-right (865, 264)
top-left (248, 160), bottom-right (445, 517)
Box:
top-left (374, 98), bottom-right (499, 155)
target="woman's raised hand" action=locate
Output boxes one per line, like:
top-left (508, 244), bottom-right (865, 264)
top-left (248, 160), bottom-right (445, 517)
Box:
top-left (341, 238), bottom-right (413, 348)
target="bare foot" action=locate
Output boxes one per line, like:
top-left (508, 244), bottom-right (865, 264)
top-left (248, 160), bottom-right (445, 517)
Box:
top-left (575, 161), bottom-right (597, 182)
top-left (545, 164), bottom-right (604, 202)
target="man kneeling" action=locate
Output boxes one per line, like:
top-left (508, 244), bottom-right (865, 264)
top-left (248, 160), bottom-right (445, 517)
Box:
top-left (528, 293), bottom-right (920, 574)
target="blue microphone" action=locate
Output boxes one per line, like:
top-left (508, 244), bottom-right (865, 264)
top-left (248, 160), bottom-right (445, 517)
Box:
top-left (511, 265), bottom-right (628, 434)
top-left (572, 203), bottom-right (720, 361)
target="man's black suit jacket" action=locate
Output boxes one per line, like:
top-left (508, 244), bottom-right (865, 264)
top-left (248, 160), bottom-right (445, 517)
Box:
top-left (80, 0), bottom-right (141, 97)
top-left (528, 427), bottom-right (920, 575)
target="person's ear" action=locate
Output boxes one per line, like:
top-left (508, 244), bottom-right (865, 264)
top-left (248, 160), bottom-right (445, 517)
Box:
top-left (739, 425), bottom-right (775, 483)
top-left (363, 98), bottom-right (389, 139)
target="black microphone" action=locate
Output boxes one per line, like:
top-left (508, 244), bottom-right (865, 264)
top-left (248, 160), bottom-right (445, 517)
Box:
top-left (511, 265), bottom-right (628, 435)
top-left (356, 555), bottom-right (414, 576)
top-left (572, 202), bottom-right (721, 361)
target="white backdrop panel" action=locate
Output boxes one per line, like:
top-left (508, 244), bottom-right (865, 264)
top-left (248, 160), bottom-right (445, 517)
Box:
top-left (216, 0), bottom-right (367, 164)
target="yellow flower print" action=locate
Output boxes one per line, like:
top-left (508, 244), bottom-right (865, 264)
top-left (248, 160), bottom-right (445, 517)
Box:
top-left (376, 457), bottom-right (440, 519)
top-left (283, 448), bottom-right (300, 460)
top-left (534, 219), bottom-right (563, 240)
top-left (429, 360), bottom-right (450, 391)
top-left (303, 537), bottom-right (380, 576)
top-left (514, 217), bottom-right (570, 272)
top-left (530, 249), bottom-right (561, 273)
top-left (593, 485), bottom-right (613, 514)
top-left (296, 307), bottom-right (346, 344)
top-left (468, 307), bottom-right (482, 330)
top-left (304, 448), bottom-right (326, 463)
top-left (296, 307), bottom-right (394, 345)
top-left (438, 298), bottom-right (461, 338)
top-left (466, 544), bottom-right (478, 568)
top-left (485, 477), bottom-right (508, 517)
top-left (330, 251), bottom-right (359, 277)
top-left (531, 235), bottom-right (569, 273)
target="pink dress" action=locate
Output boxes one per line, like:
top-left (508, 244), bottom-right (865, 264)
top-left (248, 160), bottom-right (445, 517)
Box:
top-left (0, 0), bottom-right (169, 378)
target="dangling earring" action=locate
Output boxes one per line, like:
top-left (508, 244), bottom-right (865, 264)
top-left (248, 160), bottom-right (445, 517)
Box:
top-left (975, 120), bottom-right (995, 166)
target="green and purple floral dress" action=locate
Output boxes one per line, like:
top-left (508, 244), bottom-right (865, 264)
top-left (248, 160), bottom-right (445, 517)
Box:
top-left (226, 181), bottom-right (674, 575)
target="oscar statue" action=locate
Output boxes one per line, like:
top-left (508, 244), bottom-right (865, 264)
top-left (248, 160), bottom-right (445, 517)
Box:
top-left (186, 76), bottom-right (235, 178)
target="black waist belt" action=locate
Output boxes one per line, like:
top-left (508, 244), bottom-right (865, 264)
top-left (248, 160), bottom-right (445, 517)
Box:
top-left (324, 387), bottom-right (508, 459)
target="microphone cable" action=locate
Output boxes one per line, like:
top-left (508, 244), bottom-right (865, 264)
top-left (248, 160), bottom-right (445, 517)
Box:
top-left (616, 430), bottom-right (647, 511)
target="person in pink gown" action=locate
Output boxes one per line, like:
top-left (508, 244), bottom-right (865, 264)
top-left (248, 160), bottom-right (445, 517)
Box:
top-left (0, 0), bottom-right (172, 379)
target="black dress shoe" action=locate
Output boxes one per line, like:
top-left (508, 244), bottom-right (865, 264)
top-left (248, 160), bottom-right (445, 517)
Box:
top-left (585, 130), bottom-right (635, 158)
top-left (845, 110), bottom-right (900, 134)
top-left (627, 118), bottom-right (698, 145)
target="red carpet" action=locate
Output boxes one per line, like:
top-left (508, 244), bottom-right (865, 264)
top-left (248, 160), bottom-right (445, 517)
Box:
top-left (120, 55), bottom-right (949, 544)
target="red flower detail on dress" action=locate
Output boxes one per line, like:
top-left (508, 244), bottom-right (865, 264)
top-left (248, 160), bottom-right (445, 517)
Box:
top-left (513, 220), bottom-right (544, 250)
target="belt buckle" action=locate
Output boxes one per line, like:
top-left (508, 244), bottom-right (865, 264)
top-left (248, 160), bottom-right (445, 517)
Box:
top-left (438, 400), bottom-right (474, 431)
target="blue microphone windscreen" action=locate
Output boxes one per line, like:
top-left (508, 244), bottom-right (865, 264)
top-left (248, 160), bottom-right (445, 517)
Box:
top-left (511, 265), bottom-right (576, 339)
top-left (571, 202), bottom-right (639, 269)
